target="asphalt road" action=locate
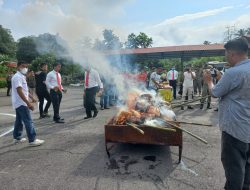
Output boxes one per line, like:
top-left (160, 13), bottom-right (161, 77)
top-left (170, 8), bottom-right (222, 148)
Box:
top-left (0, 88), bottom-right (225, 190)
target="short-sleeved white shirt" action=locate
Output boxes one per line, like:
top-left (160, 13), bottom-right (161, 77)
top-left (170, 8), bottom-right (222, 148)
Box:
top-left (149, 72), bottom-right (161, 89)
top-left (183, 71), bottom-right (196, 87)
top-left (11, 71), bottom-right (29, 109)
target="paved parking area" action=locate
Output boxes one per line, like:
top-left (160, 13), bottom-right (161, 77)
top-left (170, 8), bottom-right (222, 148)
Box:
top-left (0, 88), bottom-right (225, 190)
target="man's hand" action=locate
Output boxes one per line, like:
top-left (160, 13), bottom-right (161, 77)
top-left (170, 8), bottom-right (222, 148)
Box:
top-left (54, 86), bottom-right (59, 91)
top-left (203, 70), bottom-right (213, 83)
top-left (62, 89), bottom-right (67, 94)
top-left (27, 102), bottom-right (34, 111)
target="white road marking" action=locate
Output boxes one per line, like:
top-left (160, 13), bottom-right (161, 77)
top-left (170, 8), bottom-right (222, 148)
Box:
top-left (0, 113), bottom-right (15, 137)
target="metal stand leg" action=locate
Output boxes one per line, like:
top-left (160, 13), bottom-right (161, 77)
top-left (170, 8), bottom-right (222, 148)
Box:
top-left (105, 141), bottom-right (110, 158)
top-left (178, 145), bottom-right (182, 163)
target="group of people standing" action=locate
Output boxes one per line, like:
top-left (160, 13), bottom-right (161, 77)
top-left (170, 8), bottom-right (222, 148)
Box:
top-left (146, 62), bottom-right (223, 111)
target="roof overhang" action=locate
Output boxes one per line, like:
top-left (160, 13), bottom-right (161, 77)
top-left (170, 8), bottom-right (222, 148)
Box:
top-left (103, 44), bottom-right (226, 61)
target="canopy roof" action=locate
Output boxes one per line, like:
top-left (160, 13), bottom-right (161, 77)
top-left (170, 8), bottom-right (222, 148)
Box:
top-left (104, 44), bottom-right (226, 61)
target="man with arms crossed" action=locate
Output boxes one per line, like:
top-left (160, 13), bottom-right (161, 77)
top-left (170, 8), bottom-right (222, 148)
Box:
top-left (205, 38), bottom-right (250, 190)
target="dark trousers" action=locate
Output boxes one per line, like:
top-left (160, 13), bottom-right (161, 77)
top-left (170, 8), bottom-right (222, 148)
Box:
top-left (100, 94), bottom-right (108, 108)
top-left (13, 106), bottom-right (36, 143)
top-left (7, 82), bottom-right (11, 96)
top-left (85, 87), bottom-right (98, 117)
top-left (221, 131), bottom-right (250, 190)
top-left (169, 80), bottom-right (177, 99)
top-left (36, 90), bottom-right (51, 117)
top-left (50, 90), bottom-right (62, 121)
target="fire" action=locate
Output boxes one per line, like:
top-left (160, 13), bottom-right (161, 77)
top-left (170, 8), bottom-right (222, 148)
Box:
top-left (114, 91), bottom-right (175, 125)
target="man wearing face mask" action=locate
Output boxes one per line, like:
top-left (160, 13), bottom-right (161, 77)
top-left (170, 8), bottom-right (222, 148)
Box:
top-left (46, 62), bottom-right (66, 123)
top-left (11, 61), bottom-right (44, 146)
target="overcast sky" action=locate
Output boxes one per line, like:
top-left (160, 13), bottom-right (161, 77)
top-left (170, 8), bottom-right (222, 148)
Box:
top-left (0, 0), bottom-right (250, 47)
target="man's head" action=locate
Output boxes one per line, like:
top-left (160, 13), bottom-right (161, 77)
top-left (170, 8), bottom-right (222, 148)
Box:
top-left (40, 63), bottom-right (48, 72)
top-left (17, 61), bottom-right (28, 75)
top-left (224, 38), bottom-right (249, 67)
top-left (156, 67), bottom-right (162, 74)
top-left (53, 62), bottom-right (61, 72)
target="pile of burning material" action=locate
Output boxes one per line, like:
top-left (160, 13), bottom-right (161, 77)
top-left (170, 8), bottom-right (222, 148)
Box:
top-left (113, 91), bottom-right (208, 144)
top-left (114, 91), bottom-right (176, 127)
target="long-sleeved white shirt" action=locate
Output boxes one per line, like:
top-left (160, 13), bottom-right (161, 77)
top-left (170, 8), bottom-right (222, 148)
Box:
top-left (46, 70), bottom-right (63, 90)
top-left (167, 69), bottom-right (178, 80)
top-left (85, 69), bottom-right (103, 89)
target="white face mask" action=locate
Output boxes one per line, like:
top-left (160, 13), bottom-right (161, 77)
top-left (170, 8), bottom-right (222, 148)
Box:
top-left (20, 68), bottom-right (28, 75)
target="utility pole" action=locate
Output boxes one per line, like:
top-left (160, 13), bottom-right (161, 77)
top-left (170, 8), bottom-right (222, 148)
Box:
top-left (224, 25), bottom-right (236, 42)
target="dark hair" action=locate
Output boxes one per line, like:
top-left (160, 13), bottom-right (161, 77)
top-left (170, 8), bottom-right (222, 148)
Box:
top-left (40, 62), bottom-right (47, 68)
top-left (17, 60), bottom-right (26, 66)
top-left (53, 62), bottom-right (61, 68)
top-left (224, 38), bottom-right (249, 53)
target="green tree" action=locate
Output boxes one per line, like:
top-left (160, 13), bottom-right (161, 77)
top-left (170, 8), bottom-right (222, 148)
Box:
top-left (34, 33), bottom-right (69, 58)
top-left (126, 33), bottom-right (138, 49)
top-left (93, 38), bottom-right (105, 51)
top-left (203, 41), bottom-right (211, 45)
top-left (16, 37), bottom-right (39, 63)
top-left (246, 28), bottom-right (250, 35)
top-left (235, 29), bottom-right (247, 38)
top-left (0, 25), bottom-right (16, 56)
top-left (102, 29), bottom-right (122, 50)
top-left (31, 53), bottom-right (56, 72)
top-left (81, 37), bottom-right (93, 49)
top-left (136, 32), bottom-right (153, 48)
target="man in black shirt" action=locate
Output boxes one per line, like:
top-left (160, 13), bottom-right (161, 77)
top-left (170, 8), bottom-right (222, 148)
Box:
top-left (35, 63), bottom-right (51, 118)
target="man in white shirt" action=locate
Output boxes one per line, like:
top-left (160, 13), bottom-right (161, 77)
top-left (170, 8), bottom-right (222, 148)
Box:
top-left (12, 61), bottom-right (44, 146)
top-left (46, 62), bottom-right (65, 123)
top-left (84, 65), bottom-right (103, 119)
top-left (181, 66), bottom-right (196, 110)
top-left (148, 67), bottom-right (162, 91)
top-left (167, 66), bottom-right (178, 99)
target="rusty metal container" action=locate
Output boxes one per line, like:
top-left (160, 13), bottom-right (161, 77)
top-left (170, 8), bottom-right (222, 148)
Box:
top-left (105, 117), bottom-right (183, 163)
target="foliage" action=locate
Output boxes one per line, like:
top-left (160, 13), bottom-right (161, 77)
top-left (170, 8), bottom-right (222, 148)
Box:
top-left (93, 38), bottom-right (106, 51)
top-left (0, 80), bottom-right (7, 88)
top-left (16, 37), bottom-right (39, 63)
top-left (126, 32), bottom-right (153, 49)
top-left (203, 41), bottom-right (211, 45)
top-left (102, 29), bottom-right (123, 50)
top-left (31, 53), bottom-right (56, 72)
top-left (125, 33), bottom-right (138, 48)
top-left (0, 54), bottom-right (11, 62)
top-left (0, 25), bottom-right (16, 56)
top-left (33, 33), bottom-right (69, 58)
top-left (136, 32), bottom-right (153, 48)
top-left (185, 56), bottom-right (224, 68)
top-left (0, 64), bottom-right (8, 75)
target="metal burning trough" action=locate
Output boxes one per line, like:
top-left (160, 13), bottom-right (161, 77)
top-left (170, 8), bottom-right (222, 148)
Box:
top-left (104, 90), bottom-right (184, 163)
top-left (105, 117), bottom-right (183, 163)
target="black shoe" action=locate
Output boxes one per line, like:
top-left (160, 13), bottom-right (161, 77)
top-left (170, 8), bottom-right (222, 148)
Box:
top-left (55, 120), bottom-right (65, 123)
top-left (200, 104), bottom-right (203, 109)
top-left (214, 108), bottom-right (218, 112)
top-left (187, 106), bottom-right (193, 109)
top-left (181, 106), bottom-right (184, 110)
top-left (84, 116), bottom-right (92, 119)
top-left (207, 103), bottom-right (212, 109)
top-left (93, 111), bottom-right (98, 118)
top-left (104, 107), bottom-right (110, 109)
top-left (39, 114), bottom-right (46, 119)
